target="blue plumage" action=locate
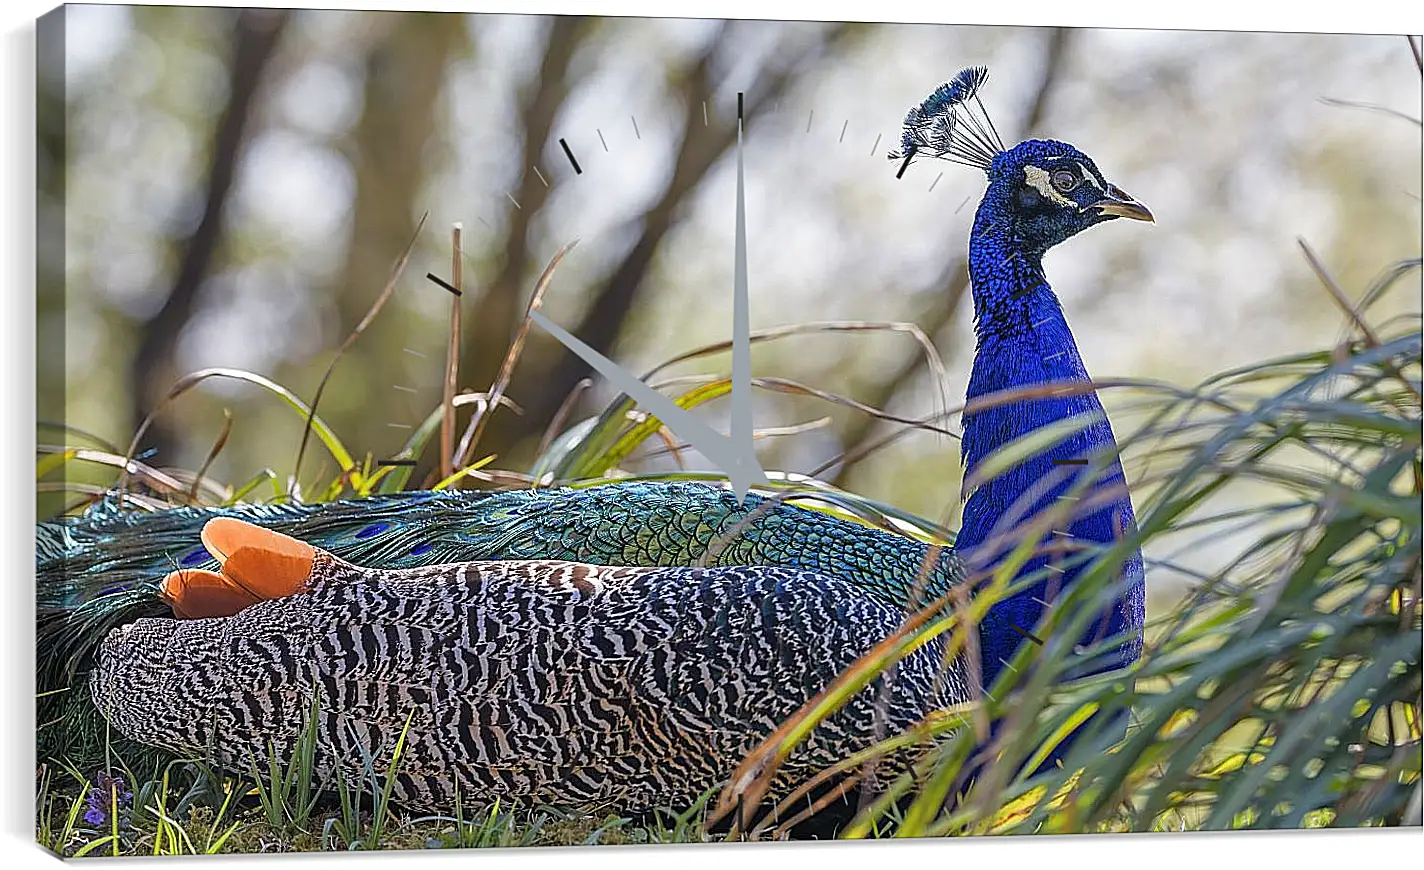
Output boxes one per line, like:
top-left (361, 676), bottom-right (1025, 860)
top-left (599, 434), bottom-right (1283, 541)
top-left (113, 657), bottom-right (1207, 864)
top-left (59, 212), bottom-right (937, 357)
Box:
top-left (890, 74), bottom-right (1153, 780)
top-left (923, 121), bottom-right (1150, 747)
top-left (960, 146), bottom-right (1147, 688)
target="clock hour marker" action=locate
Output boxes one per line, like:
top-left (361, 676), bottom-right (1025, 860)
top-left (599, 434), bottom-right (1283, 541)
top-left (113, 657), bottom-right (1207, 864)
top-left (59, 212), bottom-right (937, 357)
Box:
top-left (1008, 623), bottom-right (1045, 646)
top-left (559, 138), bottom-right (582, 175)
top-left (426, 272), bottom-right (461, 297)
top-left (1052, 458), bottom-right (1090, 466)
top-left (895, 144), bottom-right (917, 179)
top-left (870, 132), bottom-right (882, 157)
top-left (805, 109), bottom-right (814, 133)
top-left (839, 119), bottom-right (848, 143)
top-left (737, 91), bottom-right (743, 122)
top-left (631, 114), bottom-right (640, 139)
top-left (533, 165), bottom-right (549, 187)
top-left (597, 128), bottom-right (608, 152)
top-left (377, 459), bottom-right (417, 467)
top-left (928, 171), bottom-right (943, 192)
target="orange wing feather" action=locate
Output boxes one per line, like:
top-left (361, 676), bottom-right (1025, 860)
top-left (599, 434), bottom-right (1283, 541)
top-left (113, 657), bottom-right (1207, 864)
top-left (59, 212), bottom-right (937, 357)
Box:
top-left (161, 519), bottom-right (318, 619)
top-left (159, 568), bottom-right (260, 619)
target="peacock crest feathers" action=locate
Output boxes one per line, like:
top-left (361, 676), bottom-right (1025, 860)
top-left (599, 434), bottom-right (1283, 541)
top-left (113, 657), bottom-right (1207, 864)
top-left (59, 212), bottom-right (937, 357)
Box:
top-left (890, 65), bottom-right (1005, 171)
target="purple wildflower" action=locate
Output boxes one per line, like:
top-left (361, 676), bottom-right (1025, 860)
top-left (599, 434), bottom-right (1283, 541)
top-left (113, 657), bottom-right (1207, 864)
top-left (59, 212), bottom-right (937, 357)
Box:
top-left (82, 772), bottom-right (133, 830)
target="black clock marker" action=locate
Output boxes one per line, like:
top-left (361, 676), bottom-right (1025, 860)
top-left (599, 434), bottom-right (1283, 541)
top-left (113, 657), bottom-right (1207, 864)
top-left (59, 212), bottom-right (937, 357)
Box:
top-left (1008, 623), bottom-right (1045, 646)
top-left (896, 145), bottom-right (917, 179)
top-left (559, 138), bottom-right (582, 175)
top-left (426, 272), bottom-right (461, 297)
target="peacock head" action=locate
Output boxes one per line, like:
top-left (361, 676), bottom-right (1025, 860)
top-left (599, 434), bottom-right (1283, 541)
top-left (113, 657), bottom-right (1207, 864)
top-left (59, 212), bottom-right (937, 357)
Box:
top-left (990, 138), bottom-right (1153, 253)
top-left (892, 67), bottom-right (1152, 254)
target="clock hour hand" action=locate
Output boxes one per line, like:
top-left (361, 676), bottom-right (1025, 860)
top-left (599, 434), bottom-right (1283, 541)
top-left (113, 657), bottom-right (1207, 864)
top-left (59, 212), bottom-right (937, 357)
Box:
top-left (530, 311), bottom-right (769, 502)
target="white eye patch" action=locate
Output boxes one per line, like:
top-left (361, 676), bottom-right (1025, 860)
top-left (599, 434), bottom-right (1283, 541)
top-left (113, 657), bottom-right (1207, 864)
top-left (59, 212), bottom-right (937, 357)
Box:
top-left (1074, 161), bottom-right (1107, 194)
top-left (1023, 164), bottom-right (1079, 209)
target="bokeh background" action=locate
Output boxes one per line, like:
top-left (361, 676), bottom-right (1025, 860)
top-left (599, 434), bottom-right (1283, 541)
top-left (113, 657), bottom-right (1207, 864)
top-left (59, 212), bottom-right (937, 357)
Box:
top-left (36, 7), bottom-right (1422, 612)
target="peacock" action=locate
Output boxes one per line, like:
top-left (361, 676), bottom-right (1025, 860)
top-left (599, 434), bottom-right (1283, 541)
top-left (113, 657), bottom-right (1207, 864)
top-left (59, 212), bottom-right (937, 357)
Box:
top-left (40, 67), bottom-right (1150, 831)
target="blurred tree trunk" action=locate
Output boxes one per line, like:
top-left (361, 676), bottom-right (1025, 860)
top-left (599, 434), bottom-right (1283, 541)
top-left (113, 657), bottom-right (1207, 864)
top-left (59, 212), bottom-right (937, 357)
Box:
top-left (461, 16), bottom-right (593, 401)
top-left (325, 12), bottom-right (469, 475)
top-left (480, 21), bottom-right (868, 468)
top-left (834, 26), bottom-right (1073, 488)
top-left (127, 8), bottom-right (289, 466)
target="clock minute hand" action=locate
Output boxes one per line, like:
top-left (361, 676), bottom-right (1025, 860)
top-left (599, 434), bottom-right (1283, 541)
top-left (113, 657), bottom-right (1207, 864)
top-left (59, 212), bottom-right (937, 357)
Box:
top-left (729, 93), bottom-right (760, 501)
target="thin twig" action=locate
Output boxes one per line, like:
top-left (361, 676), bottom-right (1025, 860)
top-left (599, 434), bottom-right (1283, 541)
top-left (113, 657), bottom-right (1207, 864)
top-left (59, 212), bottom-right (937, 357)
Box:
top-left (291, 213), bottom-right (429, 497)
top-left (643, 372), bottom-right (959, 438)
top-left (454, 240), bottom-right (579, 471)
top-left (1298, 238), bottom-right (1422, 405)
top-left (1318, 97), bottom-right (1422, 127)
top-left (641, 320), bottom-right (950, 400)
top-left (186, 409), bottom-right (233, 505)
top-left (634, 417), bottom-right (833, 462)
top-left (442, 223), bottom-right (464, 480)
top-left (535, 377), bottom-right (593, 462)
top-left (37, 482), bottom-right (169, 512)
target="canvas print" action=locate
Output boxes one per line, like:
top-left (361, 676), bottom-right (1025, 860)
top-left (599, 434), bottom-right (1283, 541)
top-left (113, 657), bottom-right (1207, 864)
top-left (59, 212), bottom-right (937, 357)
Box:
top-left (34, 5), bottom-right (1422, 855)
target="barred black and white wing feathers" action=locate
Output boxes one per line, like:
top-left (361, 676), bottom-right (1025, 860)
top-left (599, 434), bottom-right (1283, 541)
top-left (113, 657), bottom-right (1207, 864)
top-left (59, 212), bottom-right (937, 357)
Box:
top-left (92, 544), bottom-right (967, 817)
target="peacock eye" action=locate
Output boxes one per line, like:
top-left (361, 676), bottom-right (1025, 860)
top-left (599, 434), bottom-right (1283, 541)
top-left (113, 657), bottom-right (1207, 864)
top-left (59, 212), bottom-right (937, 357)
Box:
top-left (1050, 169), bottom-right (1080, 193)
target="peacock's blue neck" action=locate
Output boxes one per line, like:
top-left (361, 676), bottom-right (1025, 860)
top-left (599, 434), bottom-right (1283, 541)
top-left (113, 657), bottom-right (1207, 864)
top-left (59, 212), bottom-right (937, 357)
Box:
top-left (958, 185), bottom-right (1145, 694)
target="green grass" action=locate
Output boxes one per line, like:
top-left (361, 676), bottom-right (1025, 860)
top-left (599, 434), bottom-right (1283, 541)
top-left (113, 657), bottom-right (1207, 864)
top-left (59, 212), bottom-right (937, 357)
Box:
top-left (35, 246), bottom-right (1421, 852)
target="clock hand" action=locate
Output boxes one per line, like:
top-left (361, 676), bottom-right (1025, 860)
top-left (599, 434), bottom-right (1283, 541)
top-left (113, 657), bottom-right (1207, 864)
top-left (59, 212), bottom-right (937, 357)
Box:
top-left (531, 93), bottom-right (768, 503)
top-left (730, 93), bottom-right (758, 499)
top-left (529, 311), bottom-right (769, 502)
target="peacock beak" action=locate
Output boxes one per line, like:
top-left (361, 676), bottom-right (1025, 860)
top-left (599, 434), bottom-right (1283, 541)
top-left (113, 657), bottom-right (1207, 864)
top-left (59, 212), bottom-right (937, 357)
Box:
top-left (1090, 183), bottom-right (1154, 222)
